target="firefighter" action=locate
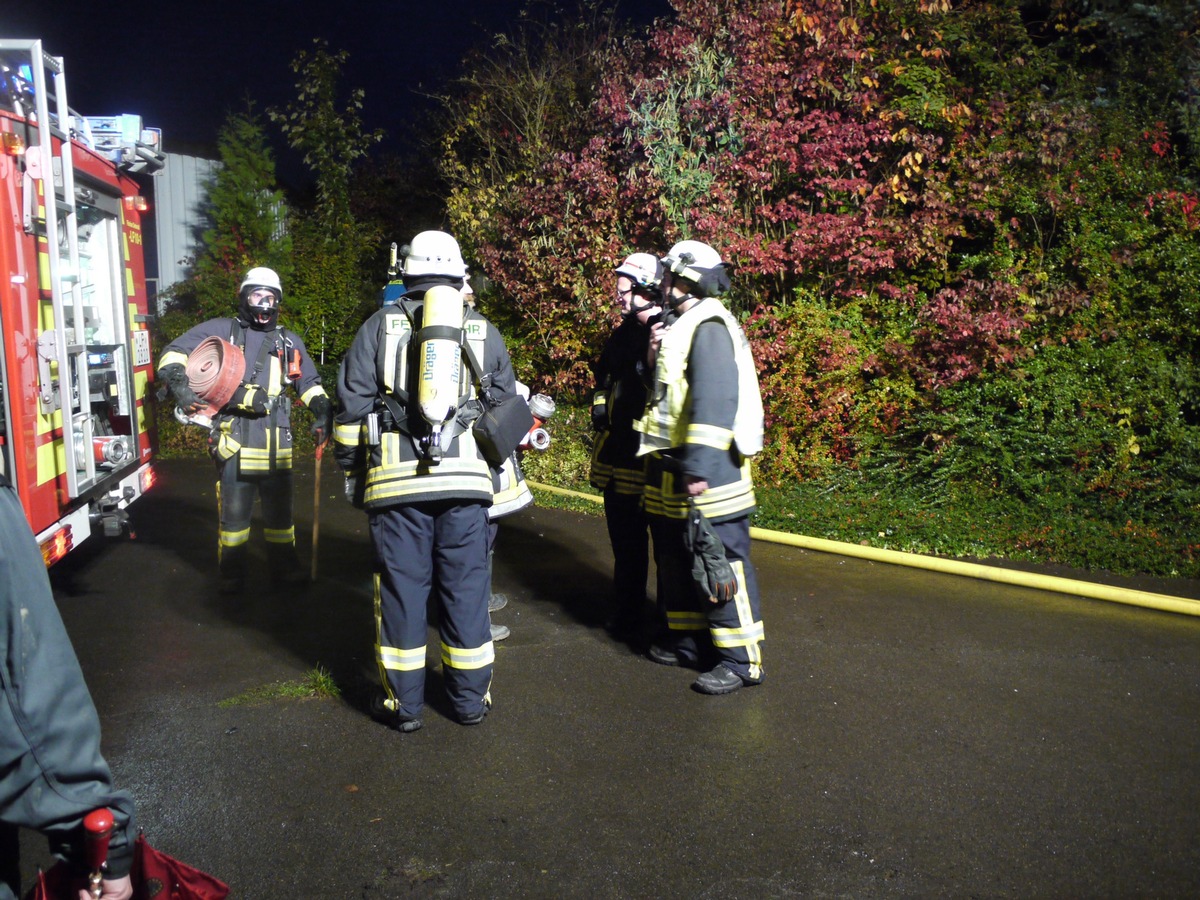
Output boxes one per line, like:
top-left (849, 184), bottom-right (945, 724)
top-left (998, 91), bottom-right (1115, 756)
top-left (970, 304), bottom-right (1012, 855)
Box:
top-left (335, 231), bottom-right (518, 730)
top-left (636, 240), bottom-right (767, 694)
top-left (464, 276), bottom-right (525, 640)
top-left (158, 267), bottom-right (332, 593)
top-left (589, 252), bottom-right (663, 637)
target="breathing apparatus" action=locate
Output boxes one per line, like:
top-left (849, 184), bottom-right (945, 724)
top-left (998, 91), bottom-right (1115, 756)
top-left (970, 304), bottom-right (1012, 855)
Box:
top-left (660, 240), bottom-right (732, 307)
top-left (238, 266), bottom-right (282, 331)
top-left (414, 283), bottom-right (466, 462)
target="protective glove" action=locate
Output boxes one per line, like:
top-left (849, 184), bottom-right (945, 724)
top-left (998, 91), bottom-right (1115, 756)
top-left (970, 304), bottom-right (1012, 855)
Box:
top-left (225, 383), bottom-right (269, 416)
top-left (159, 363), bottom-right (203, 414)
top-left (308, 394), bottom-right (333, 446)
top-left (590, 390), bottom-right (609, 431)
top-left (344, 473), bottom-right (364, 508)
top-left (702, 556), bottom-right (739, 605)
top-left (686, 503), bottom-right (739, 605)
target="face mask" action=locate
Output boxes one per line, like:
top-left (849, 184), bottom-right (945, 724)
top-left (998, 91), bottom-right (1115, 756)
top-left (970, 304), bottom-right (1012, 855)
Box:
top-left (240, 288), bottom-right (279, 329)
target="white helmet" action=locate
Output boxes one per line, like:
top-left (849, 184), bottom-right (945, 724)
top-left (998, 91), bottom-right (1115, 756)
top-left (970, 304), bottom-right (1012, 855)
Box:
top-left (614, 252), bottom-right (663, 288)
top-left (239, 266), bottom-right (282, 300)
top-left (238, 266), bottom-right (283, 329)
top-left (661, 240), bottom-right (731, 297)
top-left (403, 230), bottom-right (467, 279)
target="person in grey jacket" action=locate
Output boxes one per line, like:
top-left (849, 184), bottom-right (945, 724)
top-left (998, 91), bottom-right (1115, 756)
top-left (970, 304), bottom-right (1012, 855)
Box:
top-left (0, 473), bottom-right (135, 900)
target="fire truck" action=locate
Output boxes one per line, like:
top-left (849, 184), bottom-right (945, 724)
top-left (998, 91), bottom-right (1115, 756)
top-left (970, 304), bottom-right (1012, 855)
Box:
top-left (0, 39), bottom-right (164, 564)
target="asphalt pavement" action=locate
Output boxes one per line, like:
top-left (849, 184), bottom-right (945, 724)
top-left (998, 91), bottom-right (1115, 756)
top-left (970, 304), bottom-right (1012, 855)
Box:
top-left (17, 457), bottom-right (1200, 898)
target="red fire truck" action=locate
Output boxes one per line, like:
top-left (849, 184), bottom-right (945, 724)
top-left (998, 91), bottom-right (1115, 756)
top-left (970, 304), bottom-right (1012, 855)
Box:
top-left (0, 39), bottom-right (164, 564)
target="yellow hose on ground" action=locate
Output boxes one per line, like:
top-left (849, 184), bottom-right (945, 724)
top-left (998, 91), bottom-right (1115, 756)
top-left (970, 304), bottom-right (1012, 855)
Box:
top-left (527, 481), bottom-right (1200, 618)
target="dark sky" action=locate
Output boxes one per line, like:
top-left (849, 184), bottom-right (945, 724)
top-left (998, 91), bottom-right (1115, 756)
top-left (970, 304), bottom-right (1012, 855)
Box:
top-left (6, 0), bottom-right (673, 167)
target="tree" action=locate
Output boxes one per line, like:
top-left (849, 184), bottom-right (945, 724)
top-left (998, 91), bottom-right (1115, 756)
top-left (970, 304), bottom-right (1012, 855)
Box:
top-left (158, 104), bottom-right (289, 339)
top-left (268, 40), bottom-right (386, 363)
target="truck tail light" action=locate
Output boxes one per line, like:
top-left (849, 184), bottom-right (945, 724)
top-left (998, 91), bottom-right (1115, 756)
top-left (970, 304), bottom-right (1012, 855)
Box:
top-left (123, 195), bottom-right (149, 213)
top-left (40, 526), bottom-right (74, 567)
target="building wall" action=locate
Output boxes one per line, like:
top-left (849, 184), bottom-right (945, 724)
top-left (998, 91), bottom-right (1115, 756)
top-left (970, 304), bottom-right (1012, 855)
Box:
top-left (152, 152), bottom-right (220, 313)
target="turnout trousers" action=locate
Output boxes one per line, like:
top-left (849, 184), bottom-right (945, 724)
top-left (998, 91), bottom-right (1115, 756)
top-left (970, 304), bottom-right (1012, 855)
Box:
top-left (603, 481), bottom-right (652, 624)
top-left (648, 513), bottom-right (765, 682)
top-left (215, 459), bottom-right (298, 582)
top-left (369, 500), bottom-right (493, 720)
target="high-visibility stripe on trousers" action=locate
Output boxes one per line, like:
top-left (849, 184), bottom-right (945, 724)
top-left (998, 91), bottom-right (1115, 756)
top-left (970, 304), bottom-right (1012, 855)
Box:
top-left (648, 513), bottom-right (764, 682)
top-left (216, 462), bottom-right (297, 581)
top-left (369, 500), bottom-right (493, 721)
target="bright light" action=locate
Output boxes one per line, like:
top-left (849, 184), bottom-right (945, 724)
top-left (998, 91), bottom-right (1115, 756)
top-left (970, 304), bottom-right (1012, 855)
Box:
top-left (123, 195), bottom-right (149, 213)
top-left (140, 465), bottom-right (156, 493)
top-left (0, 133), bottom-right (24, 156)
top-left (40, 526), bottom-right (74, 567)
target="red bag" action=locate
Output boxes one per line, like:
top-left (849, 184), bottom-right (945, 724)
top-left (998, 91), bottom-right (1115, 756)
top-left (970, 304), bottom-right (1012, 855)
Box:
top-left (26, 833), bottom-right (229, 900)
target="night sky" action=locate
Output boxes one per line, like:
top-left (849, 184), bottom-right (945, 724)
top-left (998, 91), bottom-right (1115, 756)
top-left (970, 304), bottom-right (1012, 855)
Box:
top-left (5, 0), bottom-right (673, 168)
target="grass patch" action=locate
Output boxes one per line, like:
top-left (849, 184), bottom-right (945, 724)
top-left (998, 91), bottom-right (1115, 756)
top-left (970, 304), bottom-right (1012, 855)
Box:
top-left (520, 405), bottom-right (1198, 581)
top-left (218, 665), bottom-right (341, 708)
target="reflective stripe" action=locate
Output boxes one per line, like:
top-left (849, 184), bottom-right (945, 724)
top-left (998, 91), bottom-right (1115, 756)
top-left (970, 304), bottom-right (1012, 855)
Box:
top-left (159, 350), bottom-right (188, 369)
top-left (610, 466), bottom-right (646, 496)
top-left (666, 610), bottom-right (709, 632)
top-left (643, 460), bottom-right (754, 520)
top-left (686, 422), bottom-right (734, 450)
top-left (300, 385), bottom-right (328, 406)
top-left (220, 527), bottom-right (250, 547)
top-left (267, 352), bottom-right (282, 397)
top-left (635, 297), bottom-right (763, 456)
top-left (334, 421), bottom-right (361, 447)
top-left (711, 620), bottom-right (766, 648)
top-left (490, 454), bottom-right (534, 519)
top-left (379, 644), bottom-right (426, 672)
top-left (441, 640), bottom-right (495, 670)
top-left (264, 526), bottom-right (294, 544)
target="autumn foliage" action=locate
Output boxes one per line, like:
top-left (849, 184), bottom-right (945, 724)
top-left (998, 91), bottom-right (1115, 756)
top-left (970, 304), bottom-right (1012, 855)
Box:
top-left (436, 0), bottom-right (1199, 571)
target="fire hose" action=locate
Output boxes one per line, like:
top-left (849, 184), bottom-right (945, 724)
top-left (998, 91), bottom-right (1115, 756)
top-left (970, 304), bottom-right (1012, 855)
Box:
top-left (180, 336), bottom-right (246, 426)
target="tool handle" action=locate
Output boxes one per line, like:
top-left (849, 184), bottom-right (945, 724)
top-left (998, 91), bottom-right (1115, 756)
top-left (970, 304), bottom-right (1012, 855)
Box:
top-left (83, 808), bottom-right (114, 898)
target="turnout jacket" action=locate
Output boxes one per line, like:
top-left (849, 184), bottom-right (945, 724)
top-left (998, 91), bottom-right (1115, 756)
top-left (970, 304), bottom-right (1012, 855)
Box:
top-left (589, 315), bottom-right (651, 496)
top-left (334, 300), bottom-right (516, 509)
top-left (159, 317), bottom-right (327, 472)
top-left (0, 475), bottom-right (136, 883)
top-left (637, 297), bottom-right (764, 523)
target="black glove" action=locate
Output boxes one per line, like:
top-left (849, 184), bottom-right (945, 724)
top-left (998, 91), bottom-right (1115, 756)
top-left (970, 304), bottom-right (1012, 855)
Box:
top-left (703, 557), bottom-right (739, 605)
top-left (686, 504), bottom-right (739, 605)
top-left (343, 473), bottom-right (365, 509)
top-left (159, 363), bottom-right (203, 414)
top-left (308, 394), bottom-right (333, 445)
top-left (590, 390), bottom-right (609, 431)
top-left (225, 383), bottom-right (269, 416)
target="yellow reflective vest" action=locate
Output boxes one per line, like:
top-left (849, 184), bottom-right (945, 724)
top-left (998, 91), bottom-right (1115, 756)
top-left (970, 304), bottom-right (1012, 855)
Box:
top-left (636, 297), bottom-right (763, 458)
top-left (635, 297), bottom-right (764, 522)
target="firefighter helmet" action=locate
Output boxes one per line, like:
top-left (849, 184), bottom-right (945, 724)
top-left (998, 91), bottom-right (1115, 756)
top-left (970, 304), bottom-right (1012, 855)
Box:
top-left (403, 231), bottom-right (467, 279)
top-left (238, 266), bottom-right (282, 330)
top-left (614, 253), bottom-right (663, 289)
top-left (661, 240), bottom-right (732, 299)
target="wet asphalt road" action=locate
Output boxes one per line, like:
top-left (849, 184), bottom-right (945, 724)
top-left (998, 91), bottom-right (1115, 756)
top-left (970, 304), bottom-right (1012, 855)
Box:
top-left (17, 457), bottom-right (1200, 898)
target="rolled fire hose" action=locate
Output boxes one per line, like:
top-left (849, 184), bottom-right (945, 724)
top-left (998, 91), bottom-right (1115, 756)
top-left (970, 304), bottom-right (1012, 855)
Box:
top-left (183, 336), bottom-right (246, 423)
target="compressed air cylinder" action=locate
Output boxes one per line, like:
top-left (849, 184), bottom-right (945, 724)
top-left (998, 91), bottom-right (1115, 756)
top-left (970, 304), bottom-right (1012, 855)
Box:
top-left (417, 284), bottom-right (465, 431)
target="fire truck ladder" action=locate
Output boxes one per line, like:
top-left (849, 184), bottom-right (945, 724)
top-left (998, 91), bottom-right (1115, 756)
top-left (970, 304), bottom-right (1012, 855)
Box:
top-left (4, 39), bottom-right (97, 500)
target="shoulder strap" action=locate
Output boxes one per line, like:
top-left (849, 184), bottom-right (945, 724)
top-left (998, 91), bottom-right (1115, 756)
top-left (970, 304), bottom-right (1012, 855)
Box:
top-left (373, 309), bottom-right (416, 438)
top-left (459, 315), bottom-right (496, 398)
